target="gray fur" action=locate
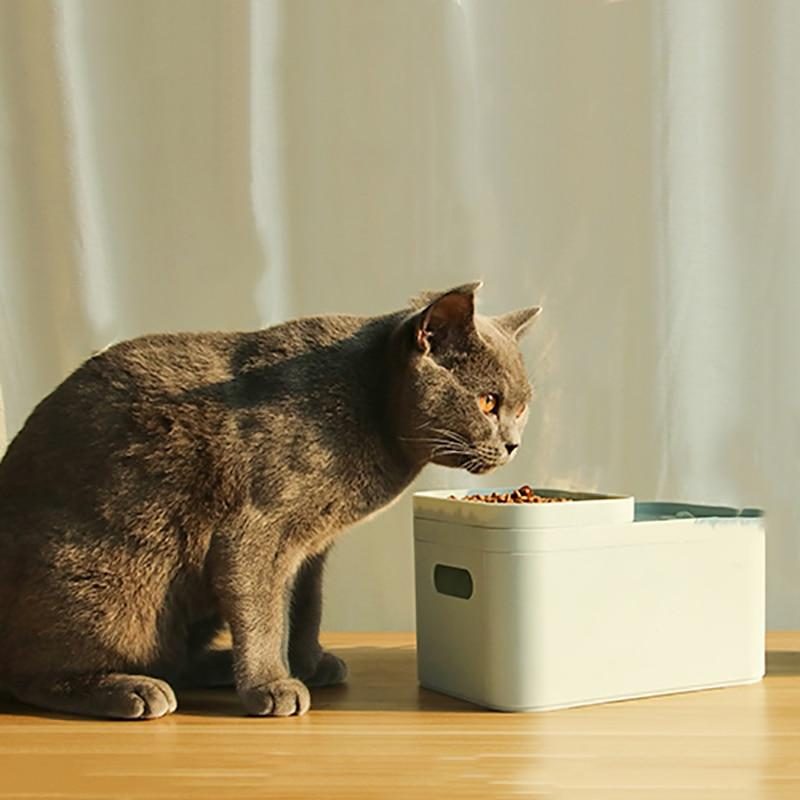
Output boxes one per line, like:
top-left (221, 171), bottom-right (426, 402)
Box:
top-left (0, 283), bottom-right (539, 718)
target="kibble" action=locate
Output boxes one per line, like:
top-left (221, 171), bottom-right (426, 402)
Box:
top-left (449, 484), bottom-right (573, 504)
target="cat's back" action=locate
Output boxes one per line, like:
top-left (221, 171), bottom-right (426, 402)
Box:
top-left (0, 331), bottom-right (242, 506)
top-left (0, 313), bottom-right (396, 497)
top-left (0, 316), bottom-right (380, 486)
top-left (230, 314), bottom-right (374, 364)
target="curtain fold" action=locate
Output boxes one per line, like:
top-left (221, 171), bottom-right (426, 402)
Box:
top-left (1, 0), bottom-right (797, 629)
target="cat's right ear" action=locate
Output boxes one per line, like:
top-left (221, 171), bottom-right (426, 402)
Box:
top-left (413, 281), bottom-right (482, 355)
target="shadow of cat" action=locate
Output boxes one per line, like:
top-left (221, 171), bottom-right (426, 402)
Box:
top-left (0, 646), bottom-right (481, 719)
top-left (177, 645), bottom-right (480, 717)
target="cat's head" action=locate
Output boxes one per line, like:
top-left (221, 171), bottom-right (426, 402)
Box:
top-left (394, 282), bottom-right (541, 474)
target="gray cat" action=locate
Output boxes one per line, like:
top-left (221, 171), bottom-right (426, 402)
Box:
top-left (0, 282), bottom-right (540, 719)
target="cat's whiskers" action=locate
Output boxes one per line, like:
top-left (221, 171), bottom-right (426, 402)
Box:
top-left (430, 447), bottom-right (474, 460)
top-left (463, 455), bottom-right (485, 473)
top-left (412, 423), bottom-right (470, 446)
top-left (400, 431), bottom-right (472, 450)
top-left (398, 435), bottom-right (471, 452)
top-left (405, 425), bottom-right (495, 470)
top-left (425, 426), bottom-right (470, 446)
top-left (408, 437), bottom-right (478, 461)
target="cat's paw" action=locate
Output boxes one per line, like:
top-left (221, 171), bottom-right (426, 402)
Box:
top-left (14, 673), bottom-right (178, 721)
top-left (114, 676), bottom-right (178, 719)
top-left (304, 651), bottom-right (348, 688)
top-left (290, 648), bottom-right (348, 687)
top-left (240, 678), bottom-right (311, 717)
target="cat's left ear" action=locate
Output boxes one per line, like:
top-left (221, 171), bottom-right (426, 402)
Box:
top-left (495, 306), bottom-right (542, 340)
top-left (414, 281), bottom-right (481, 355)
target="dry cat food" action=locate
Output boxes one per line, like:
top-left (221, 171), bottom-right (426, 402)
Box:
top-left (451, 485), bottom-right (574, 504)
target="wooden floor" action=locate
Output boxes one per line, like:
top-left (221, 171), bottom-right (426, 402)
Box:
top-left (1, 632), bottom-right (800, 799)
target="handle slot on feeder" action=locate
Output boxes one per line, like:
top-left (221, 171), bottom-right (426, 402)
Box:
top-left (433, 564), bottom-right (473, 599)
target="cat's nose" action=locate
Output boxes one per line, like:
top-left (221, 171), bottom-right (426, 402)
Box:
top-left (505, 443), bottom-right (518, 455)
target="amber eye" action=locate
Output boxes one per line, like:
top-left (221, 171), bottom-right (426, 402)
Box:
top-left (516, 404), bottom-right (527, 419)
top-left (478, 393), bottom-right (499, 415)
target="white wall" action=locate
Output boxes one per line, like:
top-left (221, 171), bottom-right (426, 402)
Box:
top-left (1, 0), bottom-right (798, 630)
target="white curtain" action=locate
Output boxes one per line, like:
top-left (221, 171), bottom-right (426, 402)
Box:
top-left (1, 0), bottom-right (798, 630)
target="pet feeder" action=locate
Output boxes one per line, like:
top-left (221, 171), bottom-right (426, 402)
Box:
top-left (413, 488), bottom-right (765, 711)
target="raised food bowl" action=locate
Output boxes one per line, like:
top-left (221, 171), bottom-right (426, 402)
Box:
top-left (413, 491), bottom-right (765, 712)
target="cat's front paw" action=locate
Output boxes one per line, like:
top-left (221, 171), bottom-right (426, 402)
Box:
top-left (306, 651), bottom-right (348, 688)
top-left (290, 649), bottom-right (348, 687)
top-left (240, 677), bottom-right (310, 717)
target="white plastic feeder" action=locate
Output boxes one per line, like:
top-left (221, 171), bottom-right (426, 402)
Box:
top-left (413, 489), bottom-right (765, 712)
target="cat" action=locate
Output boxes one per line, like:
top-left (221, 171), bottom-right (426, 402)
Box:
top-left (0, 282), bottom-right (540, 719)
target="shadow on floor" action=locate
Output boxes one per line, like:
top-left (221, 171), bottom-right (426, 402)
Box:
top-left (766, 650), bottom-right (800, 676)
top-left (0, 646), bottom-right (481, 720)
top-left (0, 692), bottom-right (86, 722)
top-left (177, 645), bottom-right (479, 716)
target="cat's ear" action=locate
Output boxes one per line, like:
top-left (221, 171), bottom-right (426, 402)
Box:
top-left (413, 281), bottom-right (482, 355)
top-left (495, 306), bottom-right (542, 340)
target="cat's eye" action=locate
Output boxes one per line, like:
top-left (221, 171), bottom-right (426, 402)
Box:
top-left (478, 393), bottom-right (499, 415)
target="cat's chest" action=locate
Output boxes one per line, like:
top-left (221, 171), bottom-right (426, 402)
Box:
top-left (305, 489), bottom-right (407, 553)
top-left (249, 470), bottom-right (409, 550)
top-left (244, 420), bottom-right (417, 540)
top-left (317, 459), bottom-right (413, 525)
